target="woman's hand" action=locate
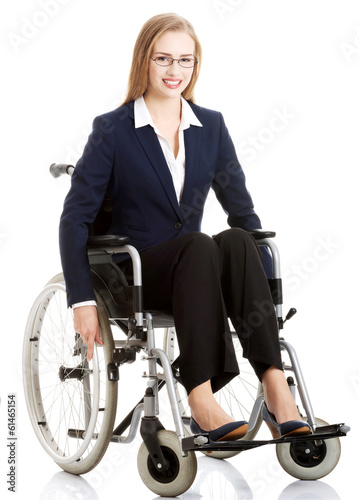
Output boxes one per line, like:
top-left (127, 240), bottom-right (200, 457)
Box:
top-left (73, 305), bottom-right (104, 361)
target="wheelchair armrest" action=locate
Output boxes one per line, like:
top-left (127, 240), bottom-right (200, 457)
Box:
top-left (247, 229), bottom-right (276, 240)
top-left (87, 234), bottom-right (130, 248)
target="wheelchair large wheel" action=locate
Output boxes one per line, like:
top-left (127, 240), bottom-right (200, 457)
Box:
top-left (137, 430), bottom-right (197, 497)
top-left (23, 273), bottom-right (118, 475)
top-left (276, 417), bottom-right (341, 479)
top-left (164, 328), bottom-right (263, 459)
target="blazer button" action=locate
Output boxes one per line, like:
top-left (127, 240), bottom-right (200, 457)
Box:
top-left (174, 222), bottom-right (182, 230)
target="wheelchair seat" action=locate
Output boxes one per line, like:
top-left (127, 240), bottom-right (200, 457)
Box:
top-left (85, 229), bottom-right (276, 329)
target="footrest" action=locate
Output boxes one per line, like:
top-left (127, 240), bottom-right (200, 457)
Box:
top-left (182, 423), bottom-right (350, 453)
top-left (313, 423), bottom-right (350, 436)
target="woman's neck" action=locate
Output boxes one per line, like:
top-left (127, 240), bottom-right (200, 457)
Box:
top-left (143, 92), bottom-right (182, 123)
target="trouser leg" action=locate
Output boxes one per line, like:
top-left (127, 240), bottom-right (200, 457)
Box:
top-left (121, 229), bottom-right (282, 393)
top-left (213, 228), bottom-right (282, 381)
top-left (136, 232), bottom-right (239, 394)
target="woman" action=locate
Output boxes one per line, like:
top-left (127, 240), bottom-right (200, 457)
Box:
top-left (60, 13), bottom-right (310, 442)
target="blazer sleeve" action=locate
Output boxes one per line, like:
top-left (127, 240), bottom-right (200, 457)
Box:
top-left (212, 113), bottom-right (273, 277)
top-left (212, 112), bottom-right (262, 230)
top-left (59, 115), bottom-right (115, 307)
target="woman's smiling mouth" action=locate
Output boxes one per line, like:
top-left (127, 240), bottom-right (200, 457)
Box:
top-left (162, 79), bottom-right (182, 89)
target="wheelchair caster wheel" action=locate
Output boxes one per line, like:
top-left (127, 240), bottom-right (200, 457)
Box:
top-left (276, 418), bottom-right (341, 480)
top-left (137, 430), bottom-right (197, 496)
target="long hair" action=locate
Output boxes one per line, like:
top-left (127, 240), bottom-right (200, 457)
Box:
top-left (122, 13), bottom-right (202, 105)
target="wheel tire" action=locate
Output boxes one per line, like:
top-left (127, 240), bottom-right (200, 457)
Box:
top-left (276, 417), bottom-right (341, 480)
top-left (137, 430), bottom-right (197, 497)
top-left (23, 274), bottom-right (118, 475)
top-left (164, 328), bottom-right (262, 459)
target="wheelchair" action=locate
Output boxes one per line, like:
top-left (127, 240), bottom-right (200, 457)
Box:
top-left (22, 163), bottom-right (349, 497)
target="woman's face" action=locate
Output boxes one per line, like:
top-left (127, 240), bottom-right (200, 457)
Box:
top-left (147, 31), bottom-right (195, 101)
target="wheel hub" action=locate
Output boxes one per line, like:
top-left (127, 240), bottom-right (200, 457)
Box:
top-left (290, 439), bottom-right (327, 468)
top-left (58, 365), bottom-right (86, 381)
top-left (147, 446), bottom-right (180, 484)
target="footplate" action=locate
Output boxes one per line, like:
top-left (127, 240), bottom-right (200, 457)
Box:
top-left (182, 423), bottom-right (350, 453)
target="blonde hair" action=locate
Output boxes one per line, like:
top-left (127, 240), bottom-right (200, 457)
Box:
top-left (122, 13), bottom-right (202, 104)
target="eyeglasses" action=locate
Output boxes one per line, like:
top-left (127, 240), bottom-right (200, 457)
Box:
top-left (150, 56), bottom-right (198, 68)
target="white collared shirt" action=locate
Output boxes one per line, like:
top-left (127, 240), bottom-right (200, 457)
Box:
top-left (73, 96), bottom-right (202, 310)
top-left (134, 95), bottom-right (203, 203)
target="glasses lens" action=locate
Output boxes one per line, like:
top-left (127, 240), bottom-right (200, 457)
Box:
top-left (155, 57), bottom-right (171, 66)
top-left (179, 58), bottom-right (197, 68)
top-left (153, 57), bottom-right (197, 67)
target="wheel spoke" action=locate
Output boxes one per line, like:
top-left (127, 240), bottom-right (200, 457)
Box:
top-left (23, 278), bottom-right (118, 473)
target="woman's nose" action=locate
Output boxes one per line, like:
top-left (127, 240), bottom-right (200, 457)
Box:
top-left (166, 61), bottom-right (180, 76)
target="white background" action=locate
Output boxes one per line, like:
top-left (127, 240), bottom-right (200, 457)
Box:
top-left (1, 0), bottom-right (358, 499)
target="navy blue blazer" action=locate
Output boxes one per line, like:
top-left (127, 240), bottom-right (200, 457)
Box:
top-left (59, 100), bottom-right (263, 306)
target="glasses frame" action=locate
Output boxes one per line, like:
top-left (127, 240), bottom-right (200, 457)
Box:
top-left (150, 56), bottom-right (198, 68)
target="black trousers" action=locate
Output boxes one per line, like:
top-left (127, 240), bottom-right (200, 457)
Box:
top-left (123, 228), bottom-right (282, 394)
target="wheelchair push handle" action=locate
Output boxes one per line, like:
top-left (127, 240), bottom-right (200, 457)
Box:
top-left (50, 163), bottom-right (74, 178)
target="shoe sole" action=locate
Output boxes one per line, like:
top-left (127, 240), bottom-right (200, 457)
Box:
top-left (281, 426), bottom-right (312, 438)
top-left (266, 421), bottom-right (311, 439)
top-left (217, 424), bottom-right (249, 441)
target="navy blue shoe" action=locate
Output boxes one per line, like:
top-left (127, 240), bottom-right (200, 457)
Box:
top-left (190, 417), bottom-right (248, 442)
top-left (262, 402), bottom-right (311, 439)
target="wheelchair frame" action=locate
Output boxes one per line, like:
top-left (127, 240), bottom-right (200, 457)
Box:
top-left (87, 234), bottom-right (348, 446)
top-left (22, 163), bottom-right (350, 497)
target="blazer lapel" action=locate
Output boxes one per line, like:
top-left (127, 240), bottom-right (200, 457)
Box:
top-left (128, 101), bottom-right (202, 224)
top-left (132, 123), bottom-right (183, 219)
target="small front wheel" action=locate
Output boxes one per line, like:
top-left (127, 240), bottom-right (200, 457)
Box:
top-left (137, 430), bottom-right (197, 497)
top-left (276, 418), bottom-right (341, 480)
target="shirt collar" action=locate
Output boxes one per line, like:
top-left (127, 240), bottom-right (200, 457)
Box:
top-left (134, 95), bottom-right (203, 131)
